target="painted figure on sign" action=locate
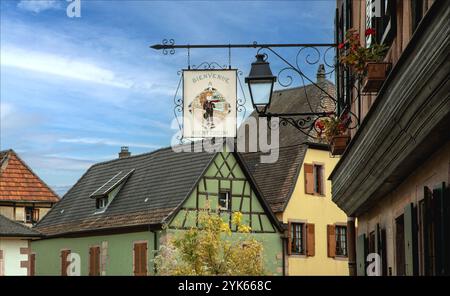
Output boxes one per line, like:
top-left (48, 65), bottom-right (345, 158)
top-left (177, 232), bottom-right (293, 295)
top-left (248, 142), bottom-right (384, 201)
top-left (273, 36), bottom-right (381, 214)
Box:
top-left (201, 84), bottom-right (220, 129)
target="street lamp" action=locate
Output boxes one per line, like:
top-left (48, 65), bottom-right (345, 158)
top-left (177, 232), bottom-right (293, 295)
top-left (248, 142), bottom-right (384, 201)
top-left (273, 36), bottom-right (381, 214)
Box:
top-left (245, 54), bottom-right (277, 115)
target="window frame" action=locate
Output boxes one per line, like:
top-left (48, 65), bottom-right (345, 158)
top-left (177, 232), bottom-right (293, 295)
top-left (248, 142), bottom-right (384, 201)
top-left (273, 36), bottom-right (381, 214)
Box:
top-left (290, 222), bottom-right (306, 256)
top-left (313, 162), bottom-right (325, 196)
top-left (218, 190), bottom-right (231, 211)
top-left (96, 196), bottom-right (109, 210)
top-left (335, 225), bottom-right (348, 257)
top-left (25, 206), bottom-right (34, 223)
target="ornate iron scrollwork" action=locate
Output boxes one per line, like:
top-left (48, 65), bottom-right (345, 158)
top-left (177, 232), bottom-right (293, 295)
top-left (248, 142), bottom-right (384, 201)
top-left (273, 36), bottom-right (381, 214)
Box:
top-left (153, 39), bottom-right (361, 141)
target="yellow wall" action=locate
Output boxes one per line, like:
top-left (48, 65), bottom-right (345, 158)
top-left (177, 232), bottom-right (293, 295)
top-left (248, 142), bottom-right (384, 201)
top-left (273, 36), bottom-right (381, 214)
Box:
top-left (282, 147), bottom-right (349, 275)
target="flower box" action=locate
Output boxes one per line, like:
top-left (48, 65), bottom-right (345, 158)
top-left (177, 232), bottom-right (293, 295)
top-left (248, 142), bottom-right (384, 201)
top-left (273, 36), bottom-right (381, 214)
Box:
top-left (330, 135), bottom-right (350, 155)
top-left (362, 62), bottom-right (391, 93)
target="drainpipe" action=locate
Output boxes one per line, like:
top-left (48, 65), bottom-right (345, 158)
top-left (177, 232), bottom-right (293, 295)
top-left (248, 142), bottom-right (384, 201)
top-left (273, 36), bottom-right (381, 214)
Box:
top-left (347, 217), bottom-right (357, 276)
top-left (282, 236), bottom-right (286, 276)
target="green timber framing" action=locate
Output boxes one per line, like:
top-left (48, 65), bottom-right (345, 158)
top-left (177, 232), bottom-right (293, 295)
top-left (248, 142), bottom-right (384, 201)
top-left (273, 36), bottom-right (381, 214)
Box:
top-left (31, 144), bottom-right (284, 276)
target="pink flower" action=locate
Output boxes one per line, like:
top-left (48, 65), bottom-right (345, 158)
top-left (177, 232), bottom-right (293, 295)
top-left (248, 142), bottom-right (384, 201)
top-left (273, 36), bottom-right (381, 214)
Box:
top-left (338, 43), bottom-right (345, 49)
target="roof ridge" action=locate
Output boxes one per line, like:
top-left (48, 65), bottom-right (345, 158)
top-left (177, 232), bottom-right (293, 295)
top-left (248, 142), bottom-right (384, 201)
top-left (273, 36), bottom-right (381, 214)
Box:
top-left (89, 145), bottom-right (174, 168)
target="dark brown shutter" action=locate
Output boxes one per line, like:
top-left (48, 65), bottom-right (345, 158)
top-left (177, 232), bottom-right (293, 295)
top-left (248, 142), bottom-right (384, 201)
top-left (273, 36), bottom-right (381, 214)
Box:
top-left (304, 164), bottom-right (314, 194)
top-left (29, 254), bottom-right (35, 276)
top-left (327, 225), bottom-right (336, 258)
top-left (61, 250), bottom-right (70, 276)
top-left (89, 247), bottom-right (100, 276)
top-left (134, 243), bottom-right (147, 276)
top-left (287, 222), bottom-right (292, 255)
top-left (306, 223), bottom-right (315, 256)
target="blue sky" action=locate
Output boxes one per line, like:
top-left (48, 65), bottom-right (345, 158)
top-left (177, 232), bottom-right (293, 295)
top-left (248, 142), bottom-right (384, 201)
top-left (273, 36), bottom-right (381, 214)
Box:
top-left (0, 0), bottom-right (336, 195)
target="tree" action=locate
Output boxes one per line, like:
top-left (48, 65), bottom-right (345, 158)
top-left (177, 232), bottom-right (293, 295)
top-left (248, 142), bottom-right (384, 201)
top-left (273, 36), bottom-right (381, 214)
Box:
top-left (154, 211), bottom-right (265, 275)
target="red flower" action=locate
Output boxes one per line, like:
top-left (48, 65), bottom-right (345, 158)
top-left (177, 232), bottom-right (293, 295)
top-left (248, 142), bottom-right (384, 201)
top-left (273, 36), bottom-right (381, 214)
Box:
top-left (338, 43), bottom-right (345, 49)
top-left (315, 121), bottom-right (325, 130)
top-left (365, 28), bottom-right (376, 36)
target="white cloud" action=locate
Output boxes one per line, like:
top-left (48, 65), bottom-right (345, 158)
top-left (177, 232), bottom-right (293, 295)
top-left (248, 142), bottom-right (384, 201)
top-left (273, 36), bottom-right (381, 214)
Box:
top-left (58, 137), bottom-right (161, 149)
top-left (17, 0), bottom-right (62, 13)
top-left (1, 46), bottom-right (134, 88)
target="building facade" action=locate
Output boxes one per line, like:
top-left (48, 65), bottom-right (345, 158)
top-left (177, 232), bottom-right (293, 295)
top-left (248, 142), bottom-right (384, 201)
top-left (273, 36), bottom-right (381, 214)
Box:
top-left (31, 147), bottom-right (284, 275)
top-left (0, 150), bottom-right (59, 225)
top-left (0, 149), bottom-right (59, 276)
top-left (240, 68), bottom-right (350, 275)
top-left (332, 0), bottom-right (449, 275)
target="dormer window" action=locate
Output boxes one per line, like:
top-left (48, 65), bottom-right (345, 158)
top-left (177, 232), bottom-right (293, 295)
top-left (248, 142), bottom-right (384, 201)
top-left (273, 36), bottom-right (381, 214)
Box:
top-left (89, 169), bottom-right (134, 214)
top-left (96, 197), bottom-right (108, 209)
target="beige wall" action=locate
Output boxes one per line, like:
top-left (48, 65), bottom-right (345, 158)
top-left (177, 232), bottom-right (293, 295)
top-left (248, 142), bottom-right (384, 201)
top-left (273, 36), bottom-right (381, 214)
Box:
top-left (282, 148), bottom-right (349, 275)
top-left (356, 140), bottom-right (450, 275)
top-left (0, 205), bottom-right (51, 226)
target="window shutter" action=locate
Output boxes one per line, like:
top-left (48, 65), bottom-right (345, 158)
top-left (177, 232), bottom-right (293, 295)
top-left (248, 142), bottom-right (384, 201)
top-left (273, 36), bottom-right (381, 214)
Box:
top-left (29, 254), bottom-right (35, 276)
top-left (306, 223), bottom-right (315, 257)
top-left (304, 164), bottom-right (314, 194)
top-left (287, 221), bottom-right (292, 255)
top-left (327, 225), bottom-right (336, 258)
top-left (380, 228), bottom-right (387, 276)
top-left (89, 247), bottom-right (100, 276)
top-left (423, 186), bottom-right (432, 275)
top-left (134, 244), bottom-right (139, 275)
top-left (404, 202), bottom-right (418, 276)
top-left (356, 234), bottom-right (367, 276)
top-left (89, 248), bottom-right (93, 276)
top-left (433, 182), bottom-right (448, 275)
top-left (134, 243), bottom-right (147, 276)
top-left (32, 209), bottom-right (39, 222)
top-left (61, 250), bottom-right (70, 276)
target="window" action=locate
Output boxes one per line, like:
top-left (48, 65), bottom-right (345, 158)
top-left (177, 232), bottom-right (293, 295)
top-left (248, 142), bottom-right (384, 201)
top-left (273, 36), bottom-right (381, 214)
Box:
top-left (25, 207), bottom-right (38, 223)
top-left (313, 164), bottom-right (324, 195)
top-left (96, 197), bottom-right (108, 209)
top-left (335, 226), bottom-right (348, 257)
top-left (305, 164), bottom-right (324, 195)
top-left (290, 223), bottom-right (305, 255)
top-left (218, 191), bottom-right (231, 211)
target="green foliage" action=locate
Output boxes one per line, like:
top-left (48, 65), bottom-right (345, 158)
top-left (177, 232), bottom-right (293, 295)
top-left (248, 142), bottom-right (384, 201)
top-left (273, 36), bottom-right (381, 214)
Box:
top-left (154, 211), bottom-right (265, 275)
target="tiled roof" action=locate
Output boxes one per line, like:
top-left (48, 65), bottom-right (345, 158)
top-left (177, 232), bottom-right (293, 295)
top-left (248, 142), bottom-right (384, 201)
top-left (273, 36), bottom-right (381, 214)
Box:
top-left (239, 79), bottom-right (335, 213)
top-left (35, 146), bottom-right (216, 236)
top-left (0, 150), bottom-right (60, 203)
top-left (0, 214), bottom-right (41, 237)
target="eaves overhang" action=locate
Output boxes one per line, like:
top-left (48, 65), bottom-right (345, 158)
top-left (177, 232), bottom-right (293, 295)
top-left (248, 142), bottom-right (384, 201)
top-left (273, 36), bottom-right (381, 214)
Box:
top-left (330, 0), bottom-right (450, 216)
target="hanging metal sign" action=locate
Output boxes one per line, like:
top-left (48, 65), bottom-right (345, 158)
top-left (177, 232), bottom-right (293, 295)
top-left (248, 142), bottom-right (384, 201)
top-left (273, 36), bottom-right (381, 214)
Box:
top-left (183, 69), bottom-right (237, 138)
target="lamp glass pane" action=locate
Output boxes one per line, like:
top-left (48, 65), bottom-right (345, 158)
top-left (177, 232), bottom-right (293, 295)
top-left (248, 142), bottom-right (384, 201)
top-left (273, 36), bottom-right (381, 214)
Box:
top-left (249, 80), bottom-right (273, 106)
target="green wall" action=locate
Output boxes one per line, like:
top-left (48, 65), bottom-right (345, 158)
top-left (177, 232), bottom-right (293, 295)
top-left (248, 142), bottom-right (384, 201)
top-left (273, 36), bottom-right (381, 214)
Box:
top-left (169, 152), bottom-right (283, 275)
top-left (32, 231), bottom-right (158, 275)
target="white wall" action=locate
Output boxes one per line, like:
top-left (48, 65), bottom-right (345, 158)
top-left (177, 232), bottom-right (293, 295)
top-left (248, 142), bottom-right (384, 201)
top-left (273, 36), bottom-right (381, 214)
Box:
top-left (0, 238), bottom-right (29, 276)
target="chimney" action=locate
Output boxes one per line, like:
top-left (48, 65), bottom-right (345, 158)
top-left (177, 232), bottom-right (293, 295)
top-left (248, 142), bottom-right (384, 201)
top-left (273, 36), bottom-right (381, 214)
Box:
top-left (316, 64), bottom-right (326, 84)
top-left (119, 146), bottom-right (131, 158)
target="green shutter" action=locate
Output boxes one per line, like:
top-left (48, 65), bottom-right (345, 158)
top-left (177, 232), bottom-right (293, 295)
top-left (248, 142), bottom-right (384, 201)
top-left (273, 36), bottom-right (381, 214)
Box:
top-left (404, 203), bottom-right (417, 276)
top-left (433, 182), bottom-right (448, 275)
top-left (356, 234), bottom-right (367, 276)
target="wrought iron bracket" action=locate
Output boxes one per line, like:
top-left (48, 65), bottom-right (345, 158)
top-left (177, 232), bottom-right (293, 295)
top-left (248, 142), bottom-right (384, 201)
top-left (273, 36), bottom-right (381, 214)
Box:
top-left (152, 39), bottom-right (360, 140)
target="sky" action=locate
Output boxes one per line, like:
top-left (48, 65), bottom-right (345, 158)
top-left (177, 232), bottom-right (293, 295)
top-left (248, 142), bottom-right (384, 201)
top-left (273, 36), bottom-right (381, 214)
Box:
top-left (0, 0), bottom-right (336, 196)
